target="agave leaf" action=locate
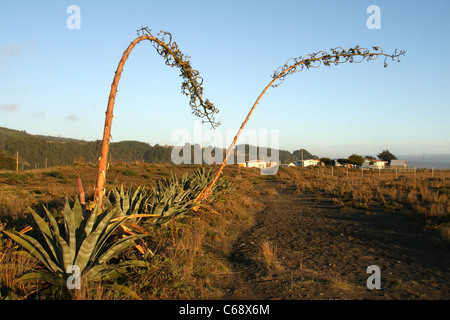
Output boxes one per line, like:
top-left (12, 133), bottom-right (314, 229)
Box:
top-left (41, 231), bottom-right (63, 267)
top-left (97, 234), bottom-right (148, 265)
top-left (74, 207), bottom-right (118, 271)
top-left (62, 198), bottom-right (76, 257)
top-left (18, 271), bottom-right (65, 286)
top-left (121, 184), bottom-right (130, 215)
top-left (55, 234), bottom-right (74, 271)
top-left (83, 203), bottom-right (99, 236)
top-left (2, 230), bottom-right (62, 273)
top-left (89, 214), bottom-right (128, 264)
top-left (76, 203), bottom-right (99, 252)
top-left (72, 198), bottom-right (83, 232)
top-left (130, 187), bottom-right (145, 216)
top-left (42, 205), bottom-right (61, 237)
top-left (74, 227), bottom-right (105, 272)
top-left (93, 207), bottom-right (125, 247)
top-left (86, 260), bottom-right (149, 282)
top-left (28, 207), bottom-right (53, 240)
top-left (86, 264), bottom-right (122, 281)
top-left (28, 207), bottom-right (59, 262)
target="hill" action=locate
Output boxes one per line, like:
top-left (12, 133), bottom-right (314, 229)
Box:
top-left (0, 126), bottom-right (315, 170)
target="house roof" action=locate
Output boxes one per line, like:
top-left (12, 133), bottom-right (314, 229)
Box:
top-left (390, 160), bottom-right (407, 166)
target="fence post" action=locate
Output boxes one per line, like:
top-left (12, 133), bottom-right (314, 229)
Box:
top-left (16, 151), bottom-right (18, 172)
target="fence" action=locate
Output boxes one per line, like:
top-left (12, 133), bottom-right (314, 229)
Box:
top-left (291, 164), bottom-right (448, 179)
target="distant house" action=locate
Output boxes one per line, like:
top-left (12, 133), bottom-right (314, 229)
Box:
top-left (294, 159), bottom-right (321, 167)
top-left (333, 160), bottom-right (343, 167)
top-left (390, 159), bottom-right (407, 168)
top-left (247, 160), bottom-right (267, 168)
top-left (239, 160), bottom-right (278, 169)
top-left (372, 160), bottom-right (388, 169)
top-left (363, 159), bottom-right (388, 169)
top-left (280, 162), bottom-right (296, 168)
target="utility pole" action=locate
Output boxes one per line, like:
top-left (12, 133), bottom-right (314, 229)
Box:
top-left (16, 151), bottom-right (18, 172)
top-left (301, 149), bottom-right (304, 167)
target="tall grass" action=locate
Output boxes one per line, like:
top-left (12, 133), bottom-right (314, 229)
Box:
top-left (260, 239), bottom-right (278, 271)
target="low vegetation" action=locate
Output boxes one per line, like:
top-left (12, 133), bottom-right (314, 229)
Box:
top-left (0, 163), bottom-right (448, 300)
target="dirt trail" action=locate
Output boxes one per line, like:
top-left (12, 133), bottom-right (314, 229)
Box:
top-left (221, 180), bottom-right (450, 300)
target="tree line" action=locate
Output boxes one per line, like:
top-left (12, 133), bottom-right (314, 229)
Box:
top-left (0, 127), bottom-right (318, 170)
top-left (319, 150), bottom-right (398, 167)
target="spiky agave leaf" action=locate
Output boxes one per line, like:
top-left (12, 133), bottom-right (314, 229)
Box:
top-left (73, 205), bottom-right (131, 272)
top-left (2, 230), bottom-right (63, 274)
top-left (86, 260), bottom-right (149, 282)
top-left (107, 184), bottom-right (148, 218)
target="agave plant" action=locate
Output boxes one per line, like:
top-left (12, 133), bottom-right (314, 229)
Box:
top-left (190, 167), bottom-right (233, 201)
top-left (106, 184), bottom-right (149, 218)
top-left (143, 168), bottom-right (233, 226)
top-left (143, 173), bottom-right (199, 226)
top-left (104, 168), bottom-right (233, 228)
top-left (2, 198), bottom-right (148, 298)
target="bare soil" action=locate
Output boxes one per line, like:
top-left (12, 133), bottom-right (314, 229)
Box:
top-left (215, 179), bottom-right (450, 300)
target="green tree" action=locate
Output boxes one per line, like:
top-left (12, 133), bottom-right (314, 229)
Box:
top-left (348, 154), bottom-right (365, 167)
top-left (320, 157), bottom-right (333, 166)
top-left (377, 149), bottom-right (397, 163)
top-left (0, 152), bottom-right (15, 170)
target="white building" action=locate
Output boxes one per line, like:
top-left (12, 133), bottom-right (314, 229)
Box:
top-left (390, 160), bottom-right (407, 168)
top-left (363, 159), bottom-right (388, 169)
top-left (294, 159), bottom-right (321, 167)
top-left (247, 160), bottom-right (267, 168)
top-left (372, 160), bottom-right (388, 169)
top-left (238, 160), bottom-right (279, 168)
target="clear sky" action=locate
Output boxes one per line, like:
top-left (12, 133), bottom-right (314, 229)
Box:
top-left (1, 0), bottom-right (449, 159)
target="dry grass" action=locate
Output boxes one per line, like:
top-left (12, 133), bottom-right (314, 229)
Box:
top-left (279, 166), bottom-right (450, 247)
top-left (0, 235), bottom-right (39, 299)
top-left (260, 239), bottom-right (278, 271)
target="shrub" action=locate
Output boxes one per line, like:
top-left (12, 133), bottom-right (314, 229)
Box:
top-left (117, 168), bottom-right (138, 177)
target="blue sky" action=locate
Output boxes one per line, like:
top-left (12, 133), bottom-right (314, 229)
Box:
top-left (0, 0), bottom-right (449, 158)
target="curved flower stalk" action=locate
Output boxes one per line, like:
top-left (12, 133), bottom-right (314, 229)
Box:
top-left (94, 27), bottom-right (218, 209)
top-left (196, 46), bottom-right (405, 201)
